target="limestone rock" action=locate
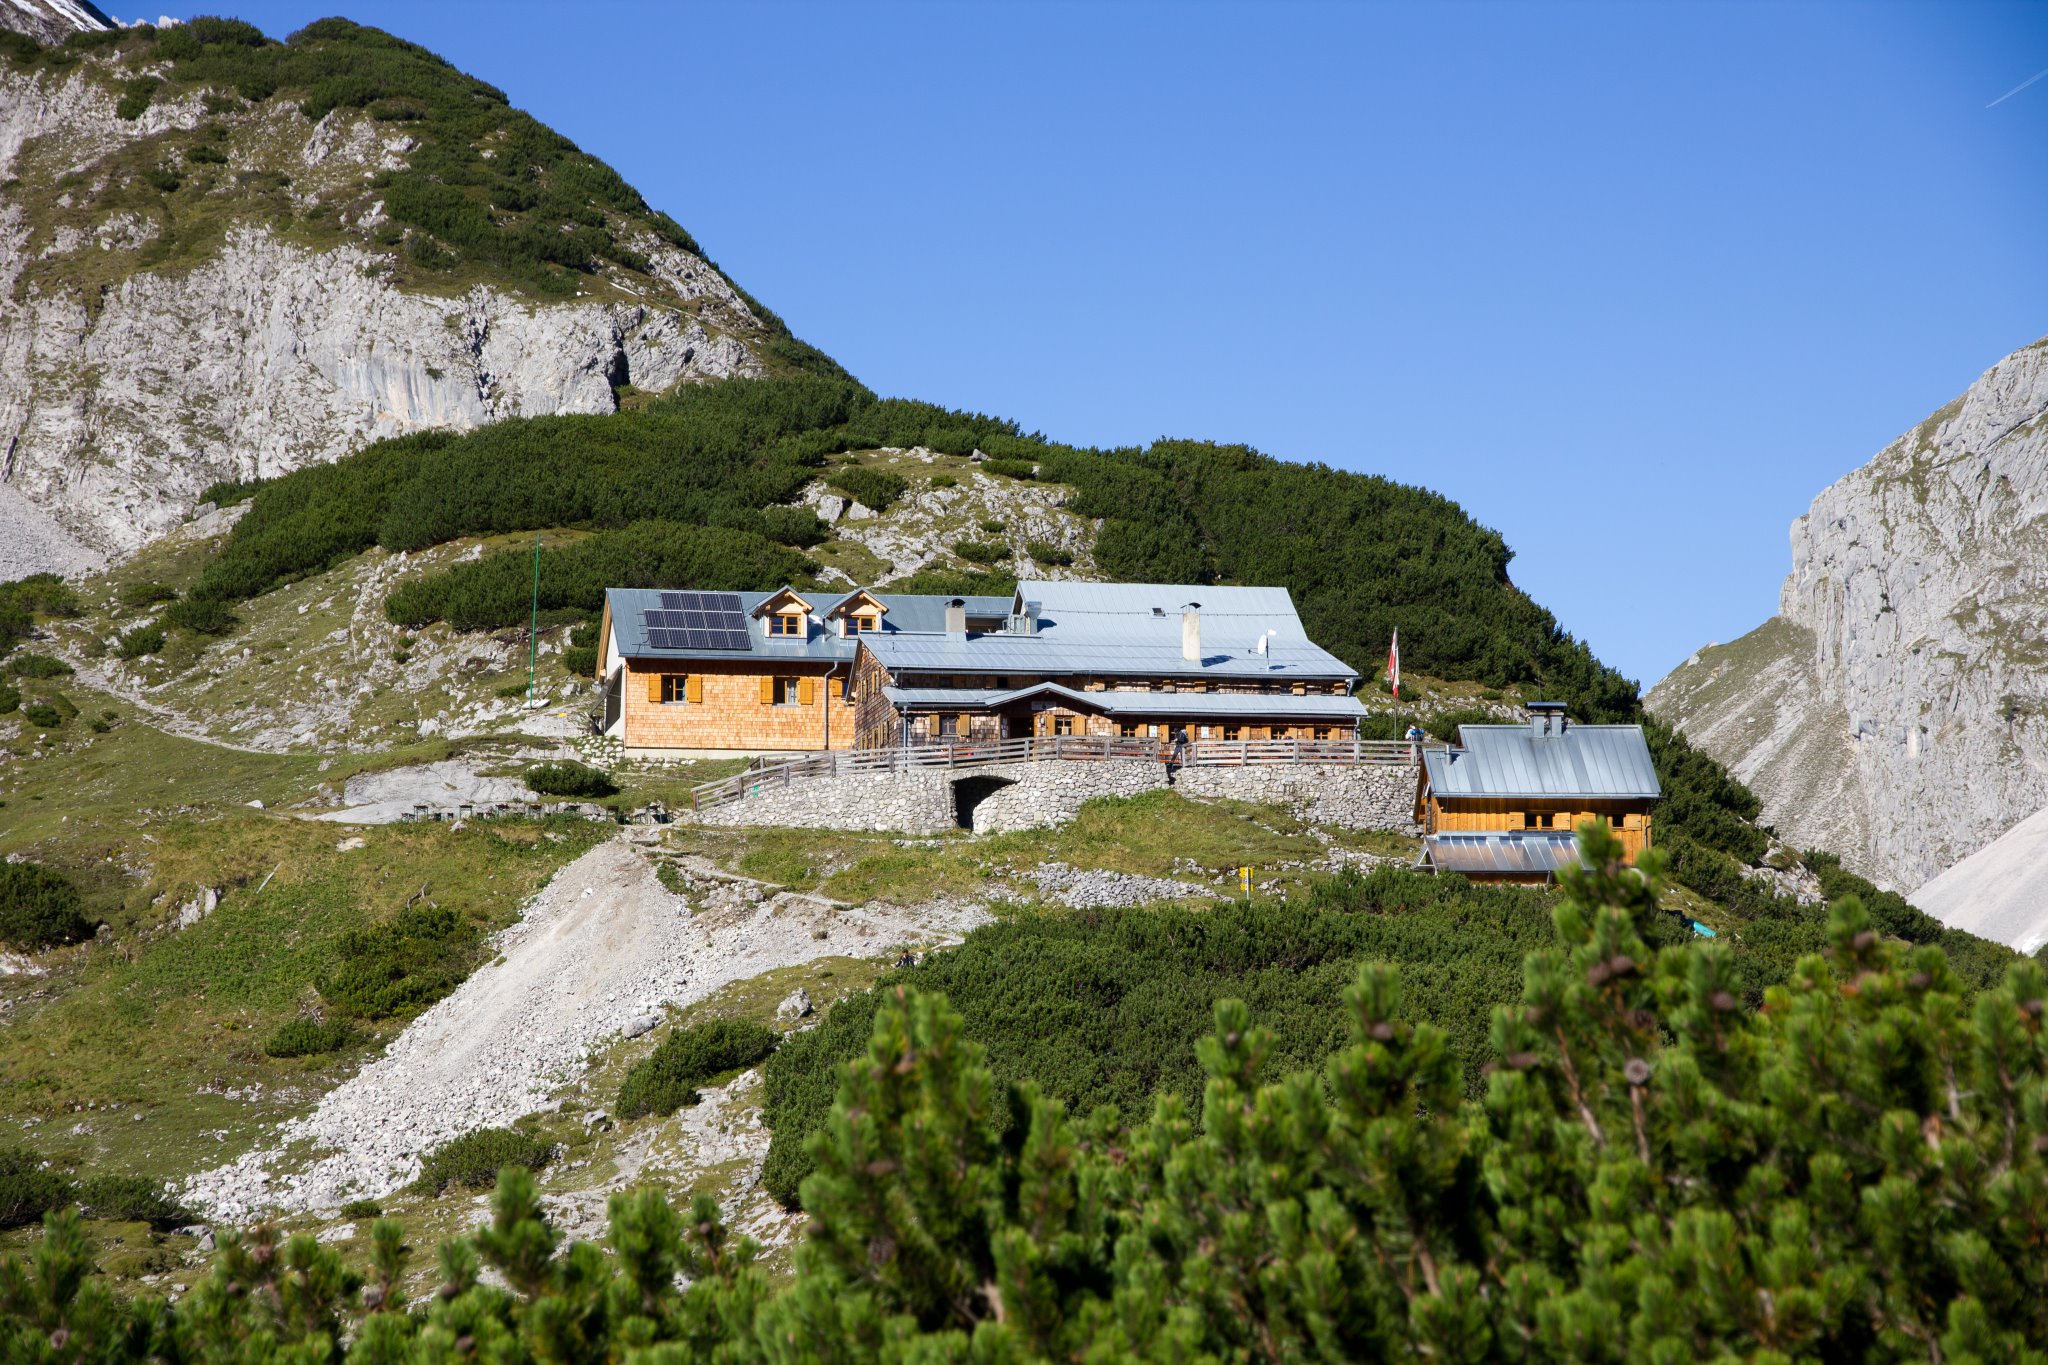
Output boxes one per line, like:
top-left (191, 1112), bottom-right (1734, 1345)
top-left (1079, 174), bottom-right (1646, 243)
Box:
top-left (1651, 334), bottom-right (2048, 890)
top-left (775, 988), bottom-right (813, 1022)
top-left (0, 49), bottom-right (780, 573)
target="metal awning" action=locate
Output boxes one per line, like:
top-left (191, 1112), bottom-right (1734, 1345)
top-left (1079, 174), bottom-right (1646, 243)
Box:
top-left (1421, 831), bottom-right (1581, 878)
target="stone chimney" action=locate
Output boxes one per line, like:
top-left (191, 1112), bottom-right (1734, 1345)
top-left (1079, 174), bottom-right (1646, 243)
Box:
top-left (945, 598), bottom-right (967, 639)
top-left (1181, 602), bottom-right (1202, 662)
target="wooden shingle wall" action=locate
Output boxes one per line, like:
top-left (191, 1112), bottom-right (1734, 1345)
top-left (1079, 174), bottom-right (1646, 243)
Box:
top-left (623, 658), bottom-right (857, 752)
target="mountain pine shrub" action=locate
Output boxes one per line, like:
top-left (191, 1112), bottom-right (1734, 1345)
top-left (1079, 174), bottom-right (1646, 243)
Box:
top-left (617, 1018), bottom-right (780, 1119)
top-left (523, 760), bottom-right (615, 798)
top-left (5, 653), bottom-right (71, 678)
top-left (826, 466), bottom-right (906, 512)
top-left (415, 1127), bottom-right (552, 1193)
top-left (0, 861), bottom-right (92, 952)
top-left (114, 626), bottom-right (164, 659)
top-left (263, 1017), bottom-right (357, 1058)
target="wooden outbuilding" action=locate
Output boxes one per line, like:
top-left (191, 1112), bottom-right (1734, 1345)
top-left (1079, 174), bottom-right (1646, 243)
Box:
top-left (1415, 703), bottom-right (1660, 884)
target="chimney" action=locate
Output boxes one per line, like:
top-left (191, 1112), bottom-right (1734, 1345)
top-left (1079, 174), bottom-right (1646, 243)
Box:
top-left (1527, 701), bottom-right (1567, 740)
top-left (1181, 602), bottom-right (1202, 662)
top-left (944, 598), bottom-right (967, 639)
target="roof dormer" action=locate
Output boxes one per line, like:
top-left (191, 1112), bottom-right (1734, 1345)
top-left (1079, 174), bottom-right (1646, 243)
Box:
top-left (752, 586), bottom-right (815, 640)
top-left (826, 589), bottom-right (889, 637)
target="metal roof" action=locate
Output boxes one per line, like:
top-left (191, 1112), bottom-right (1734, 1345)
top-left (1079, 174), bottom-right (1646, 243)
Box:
top-left (1421, 723), bottom-right (1661, 800)
top-left (859, 634), bottom-right (1352, 679)
top-left (881, 682), bottom-right (1367, 720)
top-left (1423, 831), bottom-right (1581, 877)
top-left (605, 588), bottom-right (1011, 663)
top-left (1011, 579), bottom-right (1318, 645)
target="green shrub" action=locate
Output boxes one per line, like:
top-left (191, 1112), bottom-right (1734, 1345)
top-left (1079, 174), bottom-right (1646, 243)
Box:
top-left (977, 517), bottom-right (1005, 534)
top-left (884, 567), bottom-right (1017, 598)
top-left (320, 904), bottom-right (479, 1020)
top-left (196, 476), bottom-right (266, 507)
top-left (0, 573), bottom-right (78, 659)
top-left (826, 466), bottom-right (906, 512)
top-left (982, 457), bottom-right (1038, 480)
top-left (340, 1198), bottom-right (382, 1219)
top-left (119, 580), bottom-right (178, 608)
top-left (1422, 706), bottom-right (1500, 743)
top-left (759, 505), bottom-right (827, 547)
top-left (75, 1176), bottom-right (188, 1229)
top-left (560, 645), bottom-right (598, 676)
top-left (185, 141), bottom-right (228, 164)
top-left (523, 760), bottom-right (615, 798)
top-left (617, 1018), bottom-right (779, 1120)
top-left (760, 867), bottom-right (1568, 1207)
top-left (115, 626), bottom-right (165, 659)
top-left (951, 540), bottom-right (1008, 566)
top-left (263, 1017), bottom-right (357, 1058)
top-left (929, 474), bottom-right (957, 489)
top-left (21, 704), bottom-right (61, 728)
top-left (142, 166), bottom-right (181, 193)
top-left (416, 1126), bottom-right (552, 1193)
top-left (0, 1149), bottom-right (73, 1230)
top-left (6, 653), bottom-right (70, 678)
top-left (1026, 540), bottom-right (1073, 567)
top-left (162, 598), bottom-right (237, 635)
top-left (384, 520), bottom-right (814, 631)
top-left (114, 75), bottom-right (158, 119)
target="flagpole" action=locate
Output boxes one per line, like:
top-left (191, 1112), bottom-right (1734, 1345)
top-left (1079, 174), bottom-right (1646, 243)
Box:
top-left (527, 534), bottom-right (540, 708)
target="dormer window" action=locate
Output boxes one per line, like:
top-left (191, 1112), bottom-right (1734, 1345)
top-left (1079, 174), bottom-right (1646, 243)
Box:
top-left (847, 613), bottom-right (879, 634)
top-left (769, 613), bottom-right (804, 638)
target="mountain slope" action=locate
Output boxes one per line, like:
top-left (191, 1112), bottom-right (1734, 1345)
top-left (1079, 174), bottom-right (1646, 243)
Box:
top-left (0, 19), bottom-right (835, 573)
top-left (1650, 334), bottom-right (2048, 889)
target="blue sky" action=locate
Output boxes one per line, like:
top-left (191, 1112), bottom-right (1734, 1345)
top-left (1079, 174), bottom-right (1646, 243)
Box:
top-left (210, 1), bottom-right (2048, 687)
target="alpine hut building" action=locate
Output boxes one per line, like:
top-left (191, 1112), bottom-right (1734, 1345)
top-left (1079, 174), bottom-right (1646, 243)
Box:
top-left (1414, 702), bottom-right (1660, 884)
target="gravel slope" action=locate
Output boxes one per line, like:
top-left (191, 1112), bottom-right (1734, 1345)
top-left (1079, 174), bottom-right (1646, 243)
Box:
top-left (1911, 802), bottom-right (2048, 954)
top-left (184, 834), bottom-right (986, 1221)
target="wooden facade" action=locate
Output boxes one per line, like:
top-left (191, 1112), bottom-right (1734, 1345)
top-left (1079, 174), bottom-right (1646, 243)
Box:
top-left (617, 656), bottom-right (857, 753)
top-left (1416, 789), bottom-right (1654, 862)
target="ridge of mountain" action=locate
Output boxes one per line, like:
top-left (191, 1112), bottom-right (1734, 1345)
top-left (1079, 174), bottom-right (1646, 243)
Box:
top-left (0, 17), bottom-right (837, 576)
top-left (1650, 334), bottom-right (2048, 892)
top-left (0, 0), bottom-right (112, 46)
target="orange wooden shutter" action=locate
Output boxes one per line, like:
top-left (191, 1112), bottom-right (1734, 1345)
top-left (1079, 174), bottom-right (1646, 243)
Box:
top-left (760, 675), bottom-right (775, 704)
top-left (646, 672), bottom-right (662, 703)
top-left (798, 677), bottom-right (816, 706)
top-left (685, 674), bottom-right (702, 704)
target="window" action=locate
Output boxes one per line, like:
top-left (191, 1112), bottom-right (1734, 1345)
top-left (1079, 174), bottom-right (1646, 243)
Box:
top-left (661, 674), bottom-right (693, 703)
top-left (847, 613), bottom-right (878, 633)
top-left (1313, 726), bottom-right (1332, 741)
top-left (768, 676), bottom-right (809, 705)
top-left (1118, 721), bottom-right (1141, 737)
top-left (1222, 725), bottom-right (1243, 741)
top-left (769, 613), bottom-right (804, 638)
top-left (1053, 714), bottom-right (1075, 736)
top-left (939, 714), bottom-right (960, 737)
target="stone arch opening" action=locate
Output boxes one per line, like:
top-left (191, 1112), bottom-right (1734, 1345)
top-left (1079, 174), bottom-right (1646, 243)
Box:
top-left (951, 775), bottom-right (1015, 830)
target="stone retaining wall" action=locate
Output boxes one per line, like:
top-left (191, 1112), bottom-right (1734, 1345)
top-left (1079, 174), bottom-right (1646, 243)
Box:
top-left (686, 759), bottom-right (1421, 837)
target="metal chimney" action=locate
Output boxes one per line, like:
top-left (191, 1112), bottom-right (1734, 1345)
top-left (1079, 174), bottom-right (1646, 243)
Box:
top-left (1527, 701), bottom-right (1567, 740)
top-left (1181, 602), bottom-right (1202, 662)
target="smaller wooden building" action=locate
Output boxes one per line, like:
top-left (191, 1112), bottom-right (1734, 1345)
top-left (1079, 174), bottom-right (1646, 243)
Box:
top-left (1415, 703), bottom-right (1659, 884)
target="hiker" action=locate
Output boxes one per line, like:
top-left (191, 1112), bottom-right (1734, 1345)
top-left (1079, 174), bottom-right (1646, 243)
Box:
top-left (1405, 722), bottom-right (1426, 762)
top-left (1166, 727), bottom-right (1189, 783)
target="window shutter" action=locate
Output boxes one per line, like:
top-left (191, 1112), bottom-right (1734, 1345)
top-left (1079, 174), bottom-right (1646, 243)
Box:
top-left (685, 674), bottom-right (703, 704)
top-left (798, 677), bottom-right (816, 706)
top-left (760, 675), bottom-right (775, 705)
top-left (646, 672), bottom-right (662, 703)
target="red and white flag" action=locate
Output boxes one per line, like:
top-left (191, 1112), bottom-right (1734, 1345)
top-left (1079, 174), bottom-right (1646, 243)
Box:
top-left (1387, 630), bottom-right (1400, 699)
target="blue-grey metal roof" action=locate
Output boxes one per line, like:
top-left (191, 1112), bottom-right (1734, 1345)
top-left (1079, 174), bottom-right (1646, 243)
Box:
top-left (1011, 579), bottom-right (1318, 646)
top-left (605, 588), bottom-right (1011, 663)
top-left (859, 633), bottom-right (1352, 680)
top-left (1423, 831), bottom-right (1581, 877)
top-left (881, 682), bottom-right (1367, 720)
top-left (1420, 723), bottom-right (1661, 801)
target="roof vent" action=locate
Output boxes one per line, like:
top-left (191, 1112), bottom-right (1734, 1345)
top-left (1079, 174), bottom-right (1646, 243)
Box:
top-left (1528, 701), bottom-right (1568, 740)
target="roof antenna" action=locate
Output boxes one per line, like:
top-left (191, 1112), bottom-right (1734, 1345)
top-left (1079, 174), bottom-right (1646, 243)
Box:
top-left (1253, 629), bottom-right (1276, 656)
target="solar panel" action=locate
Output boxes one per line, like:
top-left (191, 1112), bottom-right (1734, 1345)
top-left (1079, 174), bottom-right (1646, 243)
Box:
top-left (644, 592), bottom-right (751, 652)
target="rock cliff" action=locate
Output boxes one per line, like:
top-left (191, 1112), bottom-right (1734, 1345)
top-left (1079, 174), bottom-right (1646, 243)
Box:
top-left (1650, 335), bottom-right (2048, 890)
top-left (0, 23), bottom-right (798, 573)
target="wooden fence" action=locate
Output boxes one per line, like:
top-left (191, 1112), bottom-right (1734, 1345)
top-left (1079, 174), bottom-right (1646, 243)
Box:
top-left (687, 735), bottom-right (1434, 812)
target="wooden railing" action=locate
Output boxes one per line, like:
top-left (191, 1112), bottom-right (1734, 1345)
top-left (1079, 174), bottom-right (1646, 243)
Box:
top-left (687, 735), bottom-right (1435, 811)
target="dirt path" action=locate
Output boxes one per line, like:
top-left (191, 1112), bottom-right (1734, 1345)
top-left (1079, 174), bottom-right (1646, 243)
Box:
top-left (184, 834), bottom-right (986, 1221)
